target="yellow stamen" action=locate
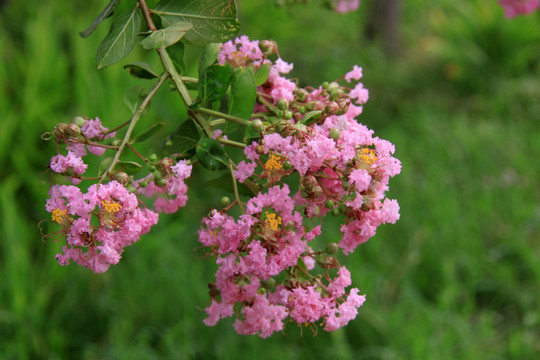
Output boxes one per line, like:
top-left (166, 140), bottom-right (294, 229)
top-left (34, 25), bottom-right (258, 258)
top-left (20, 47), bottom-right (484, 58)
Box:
top-left (360, 148), bottom-right (377, 165)
top-left (52, 208), bottom-right (68, 224)
top-left (264, 154), bottom-right (283, 171)
top-left (101, 200), bottom-right (122, 213)
top-left (263, 211), bottom-right (282, 232)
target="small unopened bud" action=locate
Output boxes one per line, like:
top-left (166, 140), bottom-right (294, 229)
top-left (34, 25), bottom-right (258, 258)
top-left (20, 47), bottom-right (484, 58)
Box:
top-left (66, 123), bottom-right (81, 137)
top-left (321, 81), bottom-right (330, 89)
top-left (255, 144), bottom-right (265, 154)
top-left (259, 40), bottom-right (278, 55)
top-left (282, 161), bottom-right (292, 171)
top-left (220, 196), bottom-right (231, 208)
top-left (295, 89), bottom-right (308, 102)
top-left (324, 102), bottom-right (339, 115)
top-left (301, 175), bottom-right (318, 190)
top-left (261, 278), bottom-right (276, 289)
top-left (329, 128), bottom-right (340, 140)
top-left (148, 154), bottom-right (158, 163)
top-left (72, 116), bottom-right (87, 127)
top-left (330, 89), bottom-right (346, 101)
top-left (312, 186), bottom-right (323, 199)
top-left (252, 119), bottom-right (264, 133)
top-left (326, 242), bottom-right (339, 255)
top-left (328, 82), bottom-right (340, 91)
top-left (331, 207), bottom-right (340, 216)
top-left (53, 123), bottom-right (69, 138)
top-left (126, 184), bottom-right (137, 193)
top-left (325, 199), bottom-right (335, 209)
top-left (114, 172), bottom-right (129, 185)
top-left (158, 157), bottom-right (174, 176)
top-left (312, 101), bottom-right (325, 111)
top-left (276, 98), bottom-right (289, 111)
top-left (155, 177), bottom-right (168, 187)
top-left (112, 139), bottom-right (121, 147)
top-left (284, 110), bottom-right (293, 120)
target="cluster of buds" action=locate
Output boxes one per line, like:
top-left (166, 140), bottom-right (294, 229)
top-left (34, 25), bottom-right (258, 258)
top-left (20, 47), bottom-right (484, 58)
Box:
top-left (200, 37), bottom-right (401, 336)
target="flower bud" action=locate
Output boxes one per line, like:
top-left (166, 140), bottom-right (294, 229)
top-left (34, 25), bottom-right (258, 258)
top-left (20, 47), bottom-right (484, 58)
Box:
top-left (148, 154), bottom-right (158, 163)
top-left (252, 119), bottom-right (264, 133)
top-left (72, 116), bottom-right (87, 127)
top-left (326, 242), bottom-right (339, 255)
top-left (114, 172), bottom-right (129, 185)
top-left (329, 128), bottom-right (340, 140)
top-left (312, 186), bottom-right (323, 199)
top-left (295, 89), bottom-right (308, 102)
top-left (53, 123), bottom-right (69, 138)
top-left (276, 98), bottom-right (289, 111)
top-left (325, 199), bottom-right (335, 209)
top-left (312, 101), bottom-right (325, 111)
top-left (255, 144), bottom-right (265, 154)
top-left (220, 196), bottom-right (231, 208)
top-left (282, 161), bottom-right (292, 171)
top-left (66, 123), bottom-right (81, 137)
top-left (321, 81), bottom-right (329, 90)
top-left (331, 207), bottom-right (340, 216)
top-left (301, 175), bottom-right (318, 190)
top-left (157, 157), bottom-right (173, 176)
top-left (324, 102), bottom-right (339, 115)
top-left (155, 177), bottom-right (168, 187)
top-left (259, 40), bottom-right (278, 55)
top-left (112, 139), bottom-right (122, 147)
top-left (284, 110), bottom-right (293, 120)
top-left (261, 278), bottom-right (276, 290)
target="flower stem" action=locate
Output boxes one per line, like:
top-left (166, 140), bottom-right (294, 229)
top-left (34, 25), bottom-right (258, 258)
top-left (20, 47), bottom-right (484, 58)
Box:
top-left (229, 159), bottom-right (245, 214)
top-left (99, 73), bottom-right (169, 183)
top-left (198, 107), bottom-right (252, 127)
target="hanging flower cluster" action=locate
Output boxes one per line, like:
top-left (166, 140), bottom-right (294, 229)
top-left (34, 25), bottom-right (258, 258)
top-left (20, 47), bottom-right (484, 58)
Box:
top-left (499, 0), bottom-right (539, 17)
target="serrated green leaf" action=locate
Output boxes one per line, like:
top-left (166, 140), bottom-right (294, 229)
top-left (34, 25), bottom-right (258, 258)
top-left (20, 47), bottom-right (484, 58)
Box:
top-left (167, 41), bottom-right (186, 74)
top-left (198, 43), bottom-right (222, 76)
top-left (116, 161), bottom-right (143, 175)
top-left (205, 172), bottom-right (252, 196)
top-left (140, 22), bottom-right (193, 49)
top-left (254, 63), bottom-right (271, 86)
top-left (123, 62), bottom-right (159, 79)
top-left (161, 119), bottom-right (201, 157)
top-left (131, 122), bottom-right (166, 143)
top-left (80, 0), bottom-right (121, 38)
top-left (198, 64), bottom-right (232, 104)
top-left (99, 157), bottom-right (114, 176)
top-left (123, 86), bottom-right (148, 113)
top-left (96, 7), bottom-right (141, 69)
top-left (154, 0), bottom-right (240, 46)
top-left (196, 138), bottom-right (228, 170)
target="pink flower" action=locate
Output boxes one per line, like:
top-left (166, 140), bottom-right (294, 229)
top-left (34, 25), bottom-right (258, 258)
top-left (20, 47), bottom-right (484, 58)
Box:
top-left (233, 295), bottom-right (287, 338)
top-left (334, 0), bottom-right (360, 14)
top-left (344, 65), bottom-right (363, 82)
top-left (324, 288), bottom-right (366, 331)
top-left (49, 151), bottom-right (87, 175)
top-left (499, 0), bottom-right (539, 18)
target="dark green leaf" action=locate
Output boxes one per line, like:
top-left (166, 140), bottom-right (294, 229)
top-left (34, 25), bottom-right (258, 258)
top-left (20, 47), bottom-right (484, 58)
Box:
top-left (254, 63), bottom-right (271, 86)
top-left (123, 86), bottom-right (148, 113)
top-left (196, 138), bottom-right (228, 171)
top-left (131, 122), bottom-right (166, 143)
top-left (300, 110), bottom-right (322, 125)
top-left (229, 68), bottom-right (256, 120)
top-left (198, 64), bottom-right (232, 104)
top-left (139, 22), bottom-right (193, 49)
top-left (116, 161), bottom-right (143, 175)
top-left (96, 7), bottom-right (141, 69)
top-left (198, 43), bottom-right (222, 76)
top-left (167, 41), bottom-right (186, 74)
top-left (205, 172), bottom-right (252, 196)
top-left (99, 157), bottom-right (114, 176)
top-left (80, 0), bottom-right (121, 38)
top-left (161, 119), bottom-right (201, 157)
top-left (123, 62), bottom-right (159, 79)
top-left (154, 0), bottom-right (240, 46)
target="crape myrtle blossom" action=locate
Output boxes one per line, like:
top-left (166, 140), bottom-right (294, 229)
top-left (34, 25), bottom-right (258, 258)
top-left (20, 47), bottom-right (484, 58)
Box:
top-left (197, 40), bottom-right (401, 337)
top-left (334, 0), bottom-right (360, 14)
top-left (499, 0), bottom-right (539, 17)
top-left (45, 181), bottom-right (158, 273)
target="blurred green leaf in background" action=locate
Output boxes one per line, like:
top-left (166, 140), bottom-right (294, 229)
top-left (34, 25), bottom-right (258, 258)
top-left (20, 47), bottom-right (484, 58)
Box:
top-left (1, 0), bottom-right (539, 359)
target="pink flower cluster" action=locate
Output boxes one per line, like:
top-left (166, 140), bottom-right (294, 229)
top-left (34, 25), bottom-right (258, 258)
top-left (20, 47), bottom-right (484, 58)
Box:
top-left (45, 181), bottom-right (158, 273)
top-left (135, 160), bottom-right (193, 214)
top-left (198, 37), bottom-right (401, 337)
top-left (499, 0), bottom-right (539, 17)
top-left (200, 185), bottom-right (365, 337)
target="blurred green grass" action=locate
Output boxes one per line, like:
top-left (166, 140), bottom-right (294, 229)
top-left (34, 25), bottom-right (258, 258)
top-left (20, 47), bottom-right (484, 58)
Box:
top-left (1, 0), bottom-right (540, 359)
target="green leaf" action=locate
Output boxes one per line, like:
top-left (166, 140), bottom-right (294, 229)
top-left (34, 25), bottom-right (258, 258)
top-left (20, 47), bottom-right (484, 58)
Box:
top-left (80, 0), bottom-right (121, 38)
top-left (205, 172), bottom-right (252, 196)
top-left (123, 62), bottom-right (159, 79)
top-left (161, 119), bottom-right (201, 157)
top-left (198, 64), bottom-right (232, 104)
top-left (123, 86), bottom-right (148, 113)
top-left (131, 122), bottom-right (166, 143)
top-left (99, 157), bottom-right (114, 176)
top-left (139, 22), bottom-right (193, 49)
top-left (167, 41), bottom-right (186, 74)
top-left (96, 7), bottom-right (141, 69)
top-left (196, 138), bottom-right (228, 171)
top-left (254, 63), bottom-right (271, 86)
top-left (229, 68), bottom-right (256, 119)
top-left (198, 43), bottom-right (222, 76)
top-left (300, 110), bottom-right (322, 125)
top-left (154, 0), bottom-right (240, 46)
top-left (116, 161), bottom-right (143, 175)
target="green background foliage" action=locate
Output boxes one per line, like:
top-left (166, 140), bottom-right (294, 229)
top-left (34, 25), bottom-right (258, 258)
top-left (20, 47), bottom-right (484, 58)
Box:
top-left (1, 0), bottom-right (539, 359)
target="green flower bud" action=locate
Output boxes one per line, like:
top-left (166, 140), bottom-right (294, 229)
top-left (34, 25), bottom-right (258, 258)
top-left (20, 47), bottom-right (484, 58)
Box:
top-left (53, 123), bottom-right (69, 138)
top-left (329, 128), bottom-right (340, 140)
top-left (295, 89), bottom-right (308, 102)
top-left (261, 278), bottom-right (276, 290)
top-left (252, 119), bottom-right (264, 133)
top-left (282, 161), bottom-right (292, 171)
top-left (114, 172), bottom-right (129, 185)
top-left (284, 110), bottom-right (293, 120)
top-left (155, 178), bottom-right (168, 187)
top-left (331, 207), bottom-right (340, 216)
top-left (276, 98), bottom-right (289, 111)
top-left (220, 196), bottom-right (231, 208)
top-left (148, 154), bottom-right (158, 163)
top-left (324, 102), bottom-right (339, 115)
top-left (72, 116), bottom-right (87, 127)
top-left (325, 199), bottom-right (335, 209)
top-left (326, 242), bottom-right (339, 255)
top-left (322, 81), bottom-right (330, 89)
